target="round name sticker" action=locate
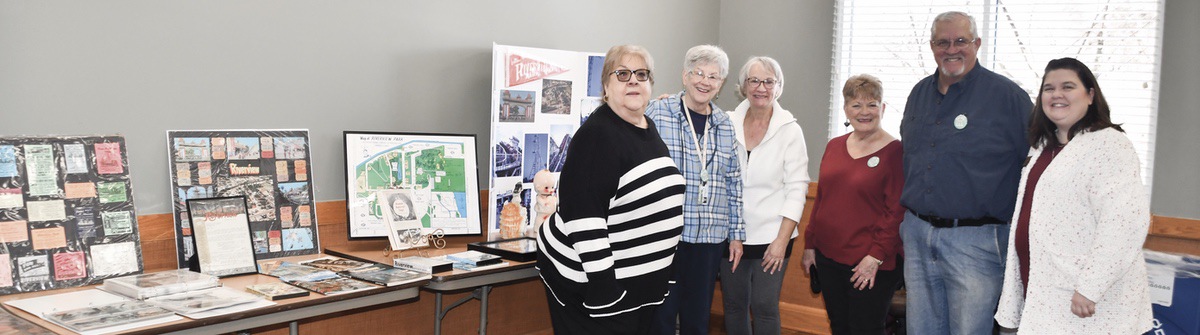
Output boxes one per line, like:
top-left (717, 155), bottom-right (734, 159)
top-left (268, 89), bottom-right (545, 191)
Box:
top-left (954, 114), bottom-right (969, 129)
top-left (867, 156), bottom-right (880, 168)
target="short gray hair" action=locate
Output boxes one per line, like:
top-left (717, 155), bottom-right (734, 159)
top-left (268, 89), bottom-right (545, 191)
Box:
top-left (931, 11), bottom-right (978, 39)
top-left (683, 45), bottom-right (730, 79)
top-left (736, 56), bottom-right (785, 100)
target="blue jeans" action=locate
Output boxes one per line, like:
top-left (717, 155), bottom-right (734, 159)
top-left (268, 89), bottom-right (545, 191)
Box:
top-left (650, 242), bottom-right (724, 335)
top-left (901, 210), bottom-right (1007, 335)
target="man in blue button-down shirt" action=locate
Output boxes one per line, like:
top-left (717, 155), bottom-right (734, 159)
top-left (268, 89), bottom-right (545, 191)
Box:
top-left (899, 11), bottom-right (1033, 335)
top-left (645, 45), bottom-right (745, 335)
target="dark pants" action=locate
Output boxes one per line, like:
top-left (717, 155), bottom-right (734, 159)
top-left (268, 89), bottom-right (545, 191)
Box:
top-left (816, 250), bottom-right (901, 335)
top-left (545, 286), bottom-right (658, 335)
top-left (650, 241), bottom-right (725, 335)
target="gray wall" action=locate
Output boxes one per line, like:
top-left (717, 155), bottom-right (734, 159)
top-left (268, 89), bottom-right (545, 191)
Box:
top-left (1, 1), bottom-right (1196, 220)
top-left (0, 0), bottom-right (721, 215)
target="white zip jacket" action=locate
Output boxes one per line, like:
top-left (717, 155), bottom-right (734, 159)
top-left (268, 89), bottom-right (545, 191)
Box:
top-left (728, 99), bottom-right (811, 245)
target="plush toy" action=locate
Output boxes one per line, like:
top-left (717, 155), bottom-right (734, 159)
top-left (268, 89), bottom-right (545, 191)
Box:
top-left (529, 170), bottom-right (558, 237)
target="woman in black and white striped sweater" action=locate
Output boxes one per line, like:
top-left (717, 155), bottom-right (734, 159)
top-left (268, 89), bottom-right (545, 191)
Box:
top-left (536, 44), bottom-right (686, 334)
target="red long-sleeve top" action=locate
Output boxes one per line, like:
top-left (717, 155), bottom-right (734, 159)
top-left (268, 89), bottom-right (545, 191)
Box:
top-left (805, 134), bottom-right (905, 271)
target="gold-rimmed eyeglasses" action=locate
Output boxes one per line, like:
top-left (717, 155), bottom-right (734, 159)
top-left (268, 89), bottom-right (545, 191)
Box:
top-left (745, 77), bottom-right (777, 89)
top-left (931, 37), bottom-right (977, 50)
top-left (611, 69), bottom-right (652, 82)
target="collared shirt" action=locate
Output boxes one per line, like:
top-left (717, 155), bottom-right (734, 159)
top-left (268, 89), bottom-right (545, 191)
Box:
top-left (900, 62), bottom-right (1032, 222)
top-left (646, 91), bottom-right (746, 243)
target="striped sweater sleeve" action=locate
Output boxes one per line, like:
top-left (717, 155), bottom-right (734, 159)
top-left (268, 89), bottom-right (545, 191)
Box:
top-left (554, 126), bottom-right (626, 309)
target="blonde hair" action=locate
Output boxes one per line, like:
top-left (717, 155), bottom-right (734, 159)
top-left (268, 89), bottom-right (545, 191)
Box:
top-left (600, 45), bottom-right (655, 101)
top-left (842, 74), bottom-right (883, 102)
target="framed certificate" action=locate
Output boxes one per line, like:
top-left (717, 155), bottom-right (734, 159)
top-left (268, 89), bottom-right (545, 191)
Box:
top-left (186, 196), bottom-right (258, 277)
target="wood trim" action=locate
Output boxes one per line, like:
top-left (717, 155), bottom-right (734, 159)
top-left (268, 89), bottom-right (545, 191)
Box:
top-left (1149, 215), bottom-right (1200, 241)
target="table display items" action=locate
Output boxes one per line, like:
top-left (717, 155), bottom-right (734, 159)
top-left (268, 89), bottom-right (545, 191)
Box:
top-left (4, 289), bottom-right (184, 334)
top-left (244, 282), bottom-right (310, 300)
top-left (166, 130), bottom-right (320, 268)
top-left (343, 132), bottom-right (482, 239)
top-left (392, 256), bottom-right (454, 274)
top-left (467, 237), bottom-right (538, 262)
top-left (186, 196), bottom-right (258, 277)
top-left (298, 256), bottom-right (371, 272)
top-left (339, 263), bottom-right (430, 287)
top-left (0, 135), bottom-right (144, 295)
top-left (144, 287), bottom-right (263, 317)
top-left (286, 276), bottom-right (378, 296)
top-left (101, 269), bottom-right (220, 300)
top-left (44, 300), bottom-right (175, 333)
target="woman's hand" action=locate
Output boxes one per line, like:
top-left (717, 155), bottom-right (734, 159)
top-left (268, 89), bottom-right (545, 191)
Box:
top-left (1071, 291), bottom-right (1096, 318)
top-left (801, 249), bottom-right (816, 275)
top-left (762, 238), bottom-right (787, 274)
top-left (728, 240), bottom-right (744, 272)
top-left (849, 255), bottom-right (881, 290)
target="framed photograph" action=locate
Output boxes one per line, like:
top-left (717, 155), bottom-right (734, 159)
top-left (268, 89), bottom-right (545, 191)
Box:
top-left (186, 196), bottom-right (258, 277)
top-left (467, 237), bottom-right (538, 262)
top-left (343, 131), bottom-right (482, 239)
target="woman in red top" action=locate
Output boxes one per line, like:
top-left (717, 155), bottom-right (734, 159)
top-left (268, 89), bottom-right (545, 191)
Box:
top-left (801, 74), bottom-right (904, 335)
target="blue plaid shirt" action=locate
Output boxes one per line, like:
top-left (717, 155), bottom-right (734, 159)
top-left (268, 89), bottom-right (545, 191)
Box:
top-left (646, 92), bottom-right (745, 243)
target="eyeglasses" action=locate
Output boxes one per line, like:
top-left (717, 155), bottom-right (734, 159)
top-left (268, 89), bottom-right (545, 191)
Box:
top-left (688, 69), bottom-right (721, 82)
top-left (745, 77), bottom-right (778, 89)
top-left (931, 37), bottom-right (977, 50)
top-left (611, 69), bottom-right (652, 82)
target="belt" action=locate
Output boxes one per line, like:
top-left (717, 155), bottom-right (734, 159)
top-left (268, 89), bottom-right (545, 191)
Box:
top-left (916, 213), bottom-right (1004, 228)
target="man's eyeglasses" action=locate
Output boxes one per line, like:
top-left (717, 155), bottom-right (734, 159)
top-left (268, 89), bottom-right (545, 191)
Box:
top-left (611, 69), bottom-right (652, 82)
top-left (931, 37), bottom-right (977, 50)
top-left (688, 69), bottom-right (721, 82)
top-left (745, 77), bottom-right (778, 89)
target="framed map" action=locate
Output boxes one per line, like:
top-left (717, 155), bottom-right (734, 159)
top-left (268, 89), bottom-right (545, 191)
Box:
top-left (0, 135), bottom-right (143, 295)
top-left (343, 132), bottom-right (481, 238)
top-left (166, 130), bottom-right (319, 267)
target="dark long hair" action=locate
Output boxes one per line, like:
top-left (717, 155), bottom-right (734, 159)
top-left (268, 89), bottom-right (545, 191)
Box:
top-left (1028, 57), bottom-right (1123, 149)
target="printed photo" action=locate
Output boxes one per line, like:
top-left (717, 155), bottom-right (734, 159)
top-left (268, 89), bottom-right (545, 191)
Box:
top-left (587, 55), bottom-right (605, 97)
top-left (0, 145), bottom-right (15, 178)
top-left (252, 231), bottom-right (268, 253)
top-left (177, 186), bottom-right (215, 203)
top-left (277, 182), bottom-right (311, 206)
top-left (226, 137), bottom-right (261, 160)
top-left (541, 79), bottom-right (572, 114)
top-left (579, 97), bottom-right (602, 126)
top-left (493, 130), bottom-right (523, 178)
top-left (548, 124), bottom-right (573, 173)
top-left (522, 133), bottom-right (548, 183)
top-left (274, 137), bottom-right (307, 160)
top-left (282, 228), bottom-right (314, 251)
top-left (216, 176), bottom-right (276, 222)
top-left (498, 90), bottom-right (536, 123)
top-left (173, 138), bottom-right (211, 162)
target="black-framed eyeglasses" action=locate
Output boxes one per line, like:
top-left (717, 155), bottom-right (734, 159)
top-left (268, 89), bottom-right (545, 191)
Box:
top-left (611, 69), bottom-right (652, 82)
top-left (745, 77), bottom-right (777, 89)
top-left (688, 69), bottom-right (721, 82)
top-left (931, 37), bottom-right (977, 50)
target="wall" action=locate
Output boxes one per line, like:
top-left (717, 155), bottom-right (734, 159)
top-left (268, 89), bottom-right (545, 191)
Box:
top-left (1151, 0), bottom-right (1200, 218)
top-left (0, 0), bottom-right (721, 214)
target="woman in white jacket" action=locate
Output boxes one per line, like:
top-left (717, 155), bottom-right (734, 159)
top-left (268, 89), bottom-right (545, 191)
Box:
top-left (721, 56), bottom-right (811, 335)
top-left (994, 57), bottom-right (1152, 334)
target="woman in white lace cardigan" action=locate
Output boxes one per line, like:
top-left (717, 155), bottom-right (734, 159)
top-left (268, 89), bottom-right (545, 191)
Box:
top-left (994, 57), bottom-right (1152, 334)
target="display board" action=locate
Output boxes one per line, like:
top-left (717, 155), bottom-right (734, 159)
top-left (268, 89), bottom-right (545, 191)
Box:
top-left (343, 131), bottom-right (481, 238)
top-left (166, 130), bottom-right (319, 267)
top-left (488, 44), bottom-right (602, 237)
top-left (0, 135), bottom-right (143, 295)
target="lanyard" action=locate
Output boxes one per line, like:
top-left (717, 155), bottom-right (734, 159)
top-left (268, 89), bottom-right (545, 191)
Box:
top-left (681, 98), bottom-right (712, 203)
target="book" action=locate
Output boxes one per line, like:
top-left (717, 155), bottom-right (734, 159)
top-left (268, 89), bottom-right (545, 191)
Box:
top-left (245, 282), bottom-right (310, 300)
top-left (452, 261), bottom-right (511, 272)
top-left (286, 277), bottom-right (379, 296)
top-left (145, 287), bottom-right (261, 316)
top-left (444, 251), bottom-right (502, 267)
top-left (102, 269), bottom-right (220, 300)
top-left (341, 264), bottom-right (431, 287)
top-left (43, 300), bottom-right (176, 332)
top-left (262, 262), bottom-right (339, 282)
top-left (393, 256), bottom-right (454, 273)
top-left (299, 256), bottom-right (372, 272)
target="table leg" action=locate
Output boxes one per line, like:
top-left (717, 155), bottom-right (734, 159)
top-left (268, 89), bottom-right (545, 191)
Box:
top-left (478, 285), bottom-right (491, 335)
top-left (435, 292), bottom-right (445, 335)
top-left (289, 321), bottom-right (298, 335)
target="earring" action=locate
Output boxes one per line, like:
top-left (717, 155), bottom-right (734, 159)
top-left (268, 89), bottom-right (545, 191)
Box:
top-left (843, 120), bottom-right (851, 127)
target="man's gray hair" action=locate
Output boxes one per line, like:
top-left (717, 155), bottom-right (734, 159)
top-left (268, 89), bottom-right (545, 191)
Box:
top-left (931, 11), bottom-right (978, 39)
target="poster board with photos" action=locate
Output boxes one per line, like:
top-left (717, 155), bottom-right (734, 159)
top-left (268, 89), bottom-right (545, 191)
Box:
top-left (0, 135), bottom-right (143, 295)
top-left (167, 130), bottom-right (319, 267)
top-left (343, 132), bottom-right (481, 239)
top-left (186, 196), bottom-right (257, 277)
top-left (488, 44), bottom-right (602, 238)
